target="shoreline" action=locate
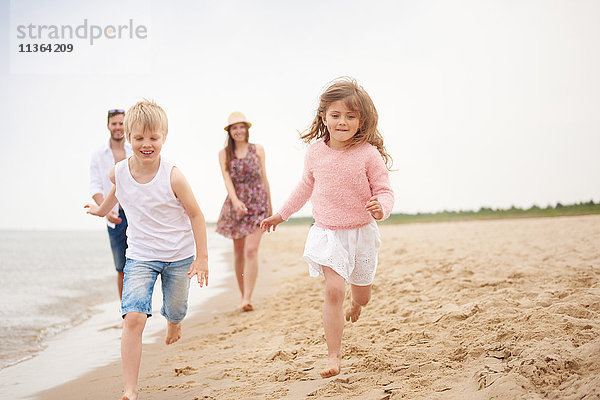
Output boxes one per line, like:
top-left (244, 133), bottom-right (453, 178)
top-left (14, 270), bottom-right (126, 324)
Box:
top-left (0, 230), bottom-right (233, 400)
top-left (38, 216), bottom-right (600, 399)
top-left (36, 226), bottom-right (308, 400)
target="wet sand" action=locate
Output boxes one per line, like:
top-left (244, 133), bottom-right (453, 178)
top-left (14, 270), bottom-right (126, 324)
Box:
top-left (39, 215), bottom-right (600, 399)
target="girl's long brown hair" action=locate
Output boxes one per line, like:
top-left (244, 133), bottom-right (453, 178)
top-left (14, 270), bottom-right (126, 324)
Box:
top-left (301, 77), bottom-right (392, 169)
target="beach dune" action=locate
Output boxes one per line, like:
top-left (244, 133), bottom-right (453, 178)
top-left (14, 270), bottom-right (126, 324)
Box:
top-left (40, 215), bottom-right (600, 399)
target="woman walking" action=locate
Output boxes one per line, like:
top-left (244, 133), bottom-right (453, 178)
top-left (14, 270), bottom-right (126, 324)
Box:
top-left (216, 112), bottom-right (272, 311)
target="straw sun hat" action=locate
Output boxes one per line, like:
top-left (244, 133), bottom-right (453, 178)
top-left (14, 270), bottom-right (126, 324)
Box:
top-left (224, 111), bottom-right (252, 131)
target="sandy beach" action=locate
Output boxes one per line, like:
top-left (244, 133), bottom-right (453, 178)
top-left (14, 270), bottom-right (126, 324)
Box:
top-left (39, 215), bottom-right (600, 399)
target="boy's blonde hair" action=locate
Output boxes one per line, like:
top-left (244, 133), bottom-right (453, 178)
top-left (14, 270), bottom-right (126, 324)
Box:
top-left (301, 77), bottom-right (392, 169)
top-left (124, 99), bottom-right (168, 142)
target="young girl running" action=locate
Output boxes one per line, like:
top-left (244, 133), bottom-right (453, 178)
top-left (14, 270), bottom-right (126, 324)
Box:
top-left (260, 78), bottom-right (394, 378)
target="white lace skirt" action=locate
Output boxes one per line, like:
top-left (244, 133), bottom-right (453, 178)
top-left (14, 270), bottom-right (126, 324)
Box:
top-left (302, 221), bottom-right (381, 286)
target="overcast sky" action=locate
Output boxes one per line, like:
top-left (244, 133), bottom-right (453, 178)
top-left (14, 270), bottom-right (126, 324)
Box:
top-left (1, 0), bottom-right (598, 230)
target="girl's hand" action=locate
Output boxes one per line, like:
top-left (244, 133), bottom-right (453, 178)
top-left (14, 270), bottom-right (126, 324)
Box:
top-left (365, 195), bottom-right (384, 220)
top-left (188, 258), bottom-right (209, 287)
top-left (84, 203), bottom-right (101, 216)
top-left (232, 199), bottom-right (248, 216)
top-left (260, 213), bottom-right (284, 232)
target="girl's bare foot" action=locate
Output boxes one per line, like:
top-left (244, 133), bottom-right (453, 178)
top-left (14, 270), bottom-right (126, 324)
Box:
top-left (345, 300), bottom-right (362, 323)
top-left (320, 356), bottom-right (341, 378)
top-left (241, 302), bottom-right (253, 312)
top-left (122, 390), bottom-right (138, 400)
top-left (165, 321), bottom-right (182, 345)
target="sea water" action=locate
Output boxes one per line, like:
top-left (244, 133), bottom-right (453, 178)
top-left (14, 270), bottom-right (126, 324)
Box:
top-left (0, 229), bottom-right (232, 399)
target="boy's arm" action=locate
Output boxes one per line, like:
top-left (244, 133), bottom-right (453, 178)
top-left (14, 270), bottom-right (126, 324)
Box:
top-left (170, 167), bottom-right (209, 287)
top-left (85, 185), bottom-right (118, 217)
top-left (85, 166), bottom-right (118, 217)
top-left (91, 165), bottom-right (122, 224)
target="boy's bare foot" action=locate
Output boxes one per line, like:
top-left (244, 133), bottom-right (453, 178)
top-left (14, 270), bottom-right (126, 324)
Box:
top-left (241, 302), bottom-right (253, 312)
top-left (345, 300), bottom-right (362, 323)
top-left (122, 390), bottom-right (138, 400)
top-left (165, 321), bottom-right (182, 345)
top-left (319, 357), bottom-right (341, 378)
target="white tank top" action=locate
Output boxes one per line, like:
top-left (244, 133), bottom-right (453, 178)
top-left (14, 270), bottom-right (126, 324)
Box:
top-left (115, 157), bottom-right (195, 262)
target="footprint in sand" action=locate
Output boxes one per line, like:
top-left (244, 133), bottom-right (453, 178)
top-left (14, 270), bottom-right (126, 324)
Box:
top-left (99, 322), bottom-right (122, 331)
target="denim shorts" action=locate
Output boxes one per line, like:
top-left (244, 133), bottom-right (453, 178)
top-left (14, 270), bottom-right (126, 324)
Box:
top-left (121, 256), bottom-right (194, 323)
top-left (106, 209), bottom-right (128, 272)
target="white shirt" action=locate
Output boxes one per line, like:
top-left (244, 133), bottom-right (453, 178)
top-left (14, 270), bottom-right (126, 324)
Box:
top-left (89, 138), bottom-right (133, 228)
top-left (114, 157), bottom-right (195, 262)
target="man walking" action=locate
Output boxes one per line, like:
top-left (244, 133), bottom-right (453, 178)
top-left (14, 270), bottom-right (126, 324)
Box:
top-left (90, 109), bottom-right (132, 299)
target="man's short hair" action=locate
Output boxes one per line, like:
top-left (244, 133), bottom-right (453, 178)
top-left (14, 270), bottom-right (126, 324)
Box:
top-left (107, 109), bottom-right (125, 124)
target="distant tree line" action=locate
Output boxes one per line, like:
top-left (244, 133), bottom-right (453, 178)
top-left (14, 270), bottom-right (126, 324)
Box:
top-left (384, 200), bottom-right (600, 224)
top-left (285, 200), bottom-right (600, 225)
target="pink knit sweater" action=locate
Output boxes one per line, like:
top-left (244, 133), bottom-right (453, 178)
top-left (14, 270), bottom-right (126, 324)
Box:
top-left (278, 140), bottom-right (394, 230)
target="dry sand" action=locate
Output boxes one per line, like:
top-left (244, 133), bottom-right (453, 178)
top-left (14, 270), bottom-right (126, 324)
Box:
top-left (39, 215), bottom-right (600, 399)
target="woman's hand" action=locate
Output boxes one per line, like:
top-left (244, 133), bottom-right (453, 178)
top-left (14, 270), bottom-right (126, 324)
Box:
top-left (232, 199), bottom-right (248, 216)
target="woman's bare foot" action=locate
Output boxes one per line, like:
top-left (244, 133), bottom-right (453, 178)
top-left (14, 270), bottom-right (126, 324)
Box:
top-left (319, 357), bottom-right (341, 378)
top-left (241, 302), bottom-right (253, 312)
top-left (165, 321), bottom-right (182, 345)
top-left (122, 390), bottom-right (138, 400)
top-left (345, 300), bottom-right (362, 323)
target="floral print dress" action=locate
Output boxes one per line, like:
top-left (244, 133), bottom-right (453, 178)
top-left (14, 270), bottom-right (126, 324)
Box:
top-left (216, 144), bottom-right (270, 239)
